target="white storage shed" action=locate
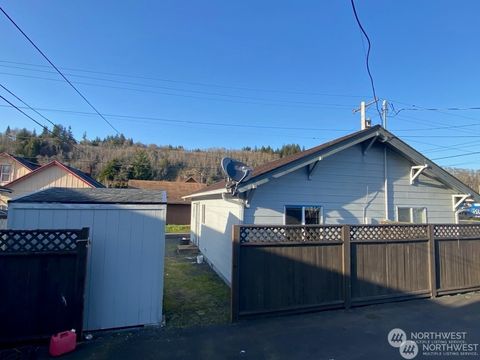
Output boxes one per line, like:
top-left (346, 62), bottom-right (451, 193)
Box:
top-left (7, 188), bottom-right (167, 331)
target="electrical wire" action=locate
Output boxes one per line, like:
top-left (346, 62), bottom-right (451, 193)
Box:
top-left (0, 84), bottom-right (56, 127)
top-left (0, 71), bottom-right (355, 110)
top-left (433, 151), bottom-right (480, 161)
top-left (350, 0), bottom-right (382, 120)
top-left (0, 6), bottom-right (121, 135)
top-left (0, 85), bottom-right (87, 156)
top-left (0, 103), bottom-right (356, 132)
top-left (0, 59), bottom-right (366, 98)
top-left (0, 65), bottom-right (354, 107)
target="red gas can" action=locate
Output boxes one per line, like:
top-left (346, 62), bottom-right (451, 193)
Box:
top-left (49, 330), bottom-right (77, 357)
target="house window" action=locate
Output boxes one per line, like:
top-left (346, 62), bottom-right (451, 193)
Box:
top-left (397, 207), bottom-right (427, 224)
top-left (285, 205), bottom-right (323, 225)
top-left (0, 164), bottom-right (11, 183)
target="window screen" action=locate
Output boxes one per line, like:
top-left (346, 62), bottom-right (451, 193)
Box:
top-left (285, 206), bottom-right (302, 225)
top-left (412, 207), bottom-right (427, 224)
top-left (0, 165), bottom-right (11, 182)
top-left (398, 207), bottom-right (427, 224)
top-left (304, 206), bottom-right (322, 225)
top-left (285, 206), bottom-right (322, 225)
top-left (398, 207), bottom-right (411, 223)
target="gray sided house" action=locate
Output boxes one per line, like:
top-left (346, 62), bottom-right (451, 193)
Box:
top-left (185, 125), bottom-right (480, 284)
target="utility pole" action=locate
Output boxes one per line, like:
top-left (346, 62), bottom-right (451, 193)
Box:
top-left (353, 98), bottom-right (377, 130)
top-left (381, 100), bottom-right (388, 129)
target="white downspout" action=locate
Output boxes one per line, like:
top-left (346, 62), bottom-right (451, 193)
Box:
top-left (384, 147), bottom-right (389, 221)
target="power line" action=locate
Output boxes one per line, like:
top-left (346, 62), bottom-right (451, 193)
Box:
top-left (0, 64), bottom-right (355, 107)
top-left (350, 0), bottom-right (382, 120)
top-left (433, 151), bottom-right (480, 161)
top-left (0, 6), bottom-right (121, 135)
top-left (0, 84), bottom-right (87, 156)
top-left (0, 59), bottom-right (366, 98)
top-left (0, 71), bottom-right (355, 110)
top-left (0, 103), bottom-right (356, 132)
top-left (0, 83), bottom-right (56, 127)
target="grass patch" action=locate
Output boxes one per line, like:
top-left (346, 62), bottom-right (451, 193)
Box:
top-left (163, 238), bottom-right (229, 328)
top-left (166, 224), bottom-right (190, 233)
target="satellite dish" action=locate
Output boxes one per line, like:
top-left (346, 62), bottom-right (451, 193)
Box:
top-left (221, 157), bottom-right (253, 194)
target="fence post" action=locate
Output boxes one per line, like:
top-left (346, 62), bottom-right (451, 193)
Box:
top-left (74, 227), bottom-right (90, 338)
top-left (343, 225), bottom-right (352, 309)
top-left (231, 225), bottom-right (241, 322)
top-left (428, 224), bottom-right (438, 298)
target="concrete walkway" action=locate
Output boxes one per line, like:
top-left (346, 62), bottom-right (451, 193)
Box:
top-left (56, 292), bottom-right (480, 360)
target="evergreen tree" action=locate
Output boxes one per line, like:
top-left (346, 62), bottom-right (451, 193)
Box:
top-left (131, 150), bottom-right (153, 180)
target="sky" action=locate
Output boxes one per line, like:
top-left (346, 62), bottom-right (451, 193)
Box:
top-left (1, 1), bottom-right (480, 169)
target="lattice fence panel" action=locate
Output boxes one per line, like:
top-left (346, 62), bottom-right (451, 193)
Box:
top-left (0, 230), bottom-right (86, 253)
top-left (239, 225), bottom-right (343, 244)
top-left (434, 224), bottom-right (480, 239)
top-left (350, 225), bottom-right (429, 241)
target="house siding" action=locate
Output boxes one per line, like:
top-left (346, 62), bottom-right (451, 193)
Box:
top-left (244, 143), bottom-right (457, 225)
top-left (5, 165), bottom-right (93, 203)
top-left (191, 198), bottom-right (243, 283)
top-left (0, 155), bottom-right (32, 185)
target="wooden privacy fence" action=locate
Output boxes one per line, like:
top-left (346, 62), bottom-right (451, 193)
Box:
top-left (0, 228), bottom-right (89, 344)
top-left (231, 223), bottom-right (480, 321)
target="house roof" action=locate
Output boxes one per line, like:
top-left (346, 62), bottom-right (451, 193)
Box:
top-left (128, 179), bottom-right (206, 204)
top-left (5, 160), bottom-right (105, 188)
top-left (10, 188), bottom-right (167, 204)
top-left (186, 125), bottom-right (480, 200)
top-left (0, 153), bottom-right (40, 171)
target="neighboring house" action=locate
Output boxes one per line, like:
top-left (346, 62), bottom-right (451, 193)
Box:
top-left (185, 125), bottom-right (480, 284)
top-left (0, 186), bottom-right (10, 228)
top-left (128, 179), bottom-right (207, 225)
top-left (0, 153), bottom-right (40, 186)
top-left (0, 155), bottom-right (104, 208)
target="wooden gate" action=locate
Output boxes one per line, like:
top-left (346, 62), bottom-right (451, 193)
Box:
top-left (232, 224), bottom-right (480, 321)
top-left (0, 228), bottom-right (89, 343)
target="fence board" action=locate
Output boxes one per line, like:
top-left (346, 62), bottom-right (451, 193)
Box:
top-left (232, 223), bottom-right (480, 321)
top-left (0, 228), bottom-right (89, 343)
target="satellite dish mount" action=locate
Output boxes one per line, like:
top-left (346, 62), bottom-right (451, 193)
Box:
top-left (221, 157), bottom-right (253, 196)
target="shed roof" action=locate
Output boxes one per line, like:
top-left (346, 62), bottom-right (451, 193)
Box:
top-left (128, 179), bottom-right (206, 204)
top-left (10, 188), bottom-right (167, 204)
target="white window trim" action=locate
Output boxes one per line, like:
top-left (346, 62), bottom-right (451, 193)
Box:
top-left (0, 164), bottom-right (12, 183)
top-left (201, 204), bottom-right (206, 224)
top-left (284, 205), bottom-right (324, 225)
top-left (396, 206), bottom-right (428, 224)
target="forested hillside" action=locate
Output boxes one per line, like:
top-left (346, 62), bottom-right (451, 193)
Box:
top-left (0, 126), bottom-right (302, 186)
top-left (1, 126), bottom-right (479, 191)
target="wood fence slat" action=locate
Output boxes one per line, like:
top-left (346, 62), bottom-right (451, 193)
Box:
top-left (233, 224), bottom-right (480, 321)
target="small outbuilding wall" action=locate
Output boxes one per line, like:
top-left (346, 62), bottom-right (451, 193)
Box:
top-left (7, 188), bottom-right (166, 331)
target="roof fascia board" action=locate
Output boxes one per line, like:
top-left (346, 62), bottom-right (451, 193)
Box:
top-left (9, 203), bottom-right (166, 210)
top-left (182, 188), bottom-right (226, 199)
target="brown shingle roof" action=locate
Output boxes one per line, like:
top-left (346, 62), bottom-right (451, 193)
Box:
top-left (128, 180), bottom-right (207, 204)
